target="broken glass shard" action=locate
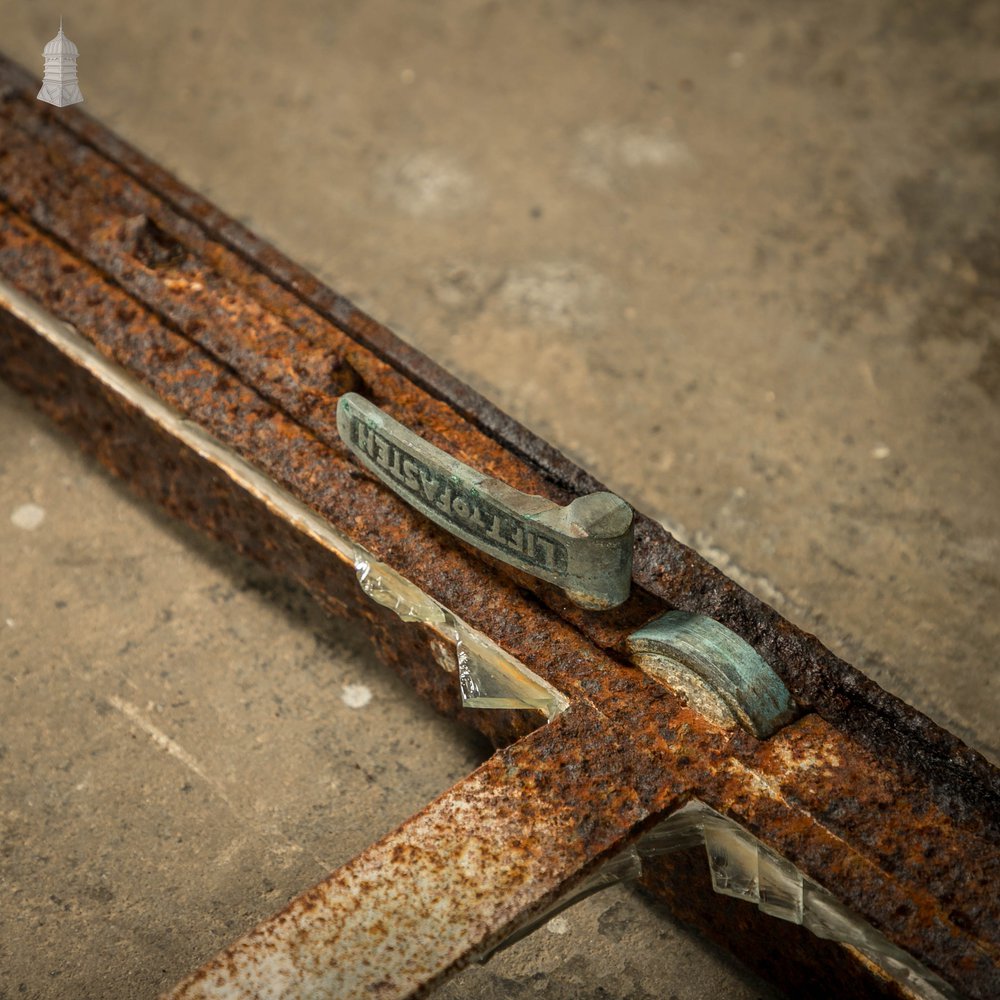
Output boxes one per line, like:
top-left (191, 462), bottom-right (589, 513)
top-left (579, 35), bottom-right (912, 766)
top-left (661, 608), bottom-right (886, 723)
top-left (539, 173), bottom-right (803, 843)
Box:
top-left (475, 798), bottom-right (957, 1000)
top-left (757, 847), bottom-right (804, 922)
top-left (703, 814), bottom-right (760, 901)
top-left (457, 637), bottom-right (565, 716)
top-left (352, 549), bottom-right (568, 720)
top-left (354, 554), bottom-right (448, 625)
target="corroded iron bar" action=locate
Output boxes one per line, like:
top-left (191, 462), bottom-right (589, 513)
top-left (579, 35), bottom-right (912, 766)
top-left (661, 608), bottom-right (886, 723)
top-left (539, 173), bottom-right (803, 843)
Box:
top-left (161, 717), bottom-right (962, 1000)
top-left (1, 56), bottom-right (997, 999)
top-left (4, 271), bottom-right (994, 997)
top-left (162, 709), bottom-right (672, 1000)
top-left (0, 56), bottom-right (994, 816)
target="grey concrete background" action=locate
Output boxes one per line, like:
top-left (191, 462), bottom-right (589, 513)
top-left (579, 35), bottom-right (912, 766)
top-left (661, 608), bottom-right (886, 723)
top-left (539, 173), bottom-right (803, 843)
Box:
top-left (1, 1), bottom-right (998, 997)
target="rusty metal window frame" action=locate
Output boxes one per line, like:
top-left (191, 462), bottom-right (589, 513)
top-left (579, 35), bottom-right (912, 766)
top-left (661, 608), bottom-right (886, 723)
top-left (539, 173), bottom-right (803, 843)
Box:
top-left (1, 58), bottom-right (997, 1000)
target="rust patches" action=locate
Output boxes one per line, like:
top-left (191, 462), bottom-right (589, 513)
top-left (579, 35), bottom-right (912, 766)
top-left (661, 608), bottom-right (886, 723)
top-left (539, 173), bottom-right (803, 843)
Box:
top-left (4, 59), bottom-right (993, 832)
top-left (1, 54), bottom-right (998, 999)
top-left (3, 263), bottom-right (997, 994)
top-left (121, 214), bottom-right (189, 269)
top-left (161, 710), bottom-right (678, 1000)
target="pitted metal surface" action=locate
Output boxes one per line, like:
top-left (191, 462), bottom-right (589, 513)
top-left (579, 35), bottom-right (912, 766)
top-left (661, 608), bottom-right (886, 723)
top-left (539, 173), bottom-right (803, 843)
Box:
top-left (0, 53), bottom-right (997, 1000)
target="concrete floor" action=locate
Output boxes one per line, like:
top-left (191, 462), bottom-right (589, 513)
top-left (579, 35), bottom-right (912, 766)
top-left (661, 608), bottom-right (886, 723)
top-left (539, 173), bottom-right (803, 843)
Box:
top-left (1, 1), bottom-right (998, 997)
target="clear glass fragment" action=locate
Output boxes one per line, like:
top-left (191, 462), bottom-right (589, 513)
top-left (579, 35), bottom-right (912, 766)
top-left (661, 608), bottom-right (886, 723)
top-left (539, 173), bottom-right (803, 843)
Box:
top-left (703, 815), bottom-right (760, 901)
top-left (456, 637), bottom-right (563, 715)
top-left (636, 801), bottom-right (706, 855)
top-left (681, 804), bottom-right (955, 1000)
top-left (479, 799), bottom-right (959, 1000)
top-left (353, 549), bottom-right (568, 721)
top-left (3, 276), bottom-right (568, 724)
top-left (801, 883), bottom-right (866, 945)
top-left (354, 554), bottom-right (448, 625)
top-left (757, 847), bottom-right (804, 922)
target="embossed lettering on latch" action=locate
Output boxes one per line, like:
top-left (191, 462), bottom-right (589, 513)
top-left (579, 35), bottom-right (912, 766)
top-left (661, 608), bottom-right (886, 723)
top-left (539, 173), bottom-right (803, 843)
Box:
top-left (336, 393), bottom-right (633, 609)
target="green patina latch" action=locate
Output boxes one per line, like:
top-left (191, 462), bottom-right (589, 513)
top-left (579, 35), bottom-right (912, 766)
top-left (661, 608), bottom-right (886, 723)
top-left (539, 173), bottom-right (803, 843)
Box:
top-left (337, 393), bottom-right (634, 609)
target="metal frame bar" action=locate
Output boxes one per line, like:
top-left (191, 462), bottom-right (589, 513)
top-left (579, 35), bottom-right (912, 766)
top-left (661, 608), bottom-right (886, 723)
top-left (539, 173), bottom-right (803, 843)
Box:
top-left (1, 57), bottom-right (996, 999)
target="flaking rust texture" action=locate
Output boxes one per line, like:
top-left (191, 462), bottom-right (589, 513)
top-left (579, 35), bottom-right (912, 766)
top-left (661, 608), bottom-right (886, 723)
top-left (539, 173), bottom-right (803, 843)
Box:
top-left (1, 55), bottom-right (998, 999)
top-left (1, 204), bottom-right (995, 1000)
top-left (164, 709), bottom-right (688, 1000)
top-left (1, 57), bottom-right (991, 825)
